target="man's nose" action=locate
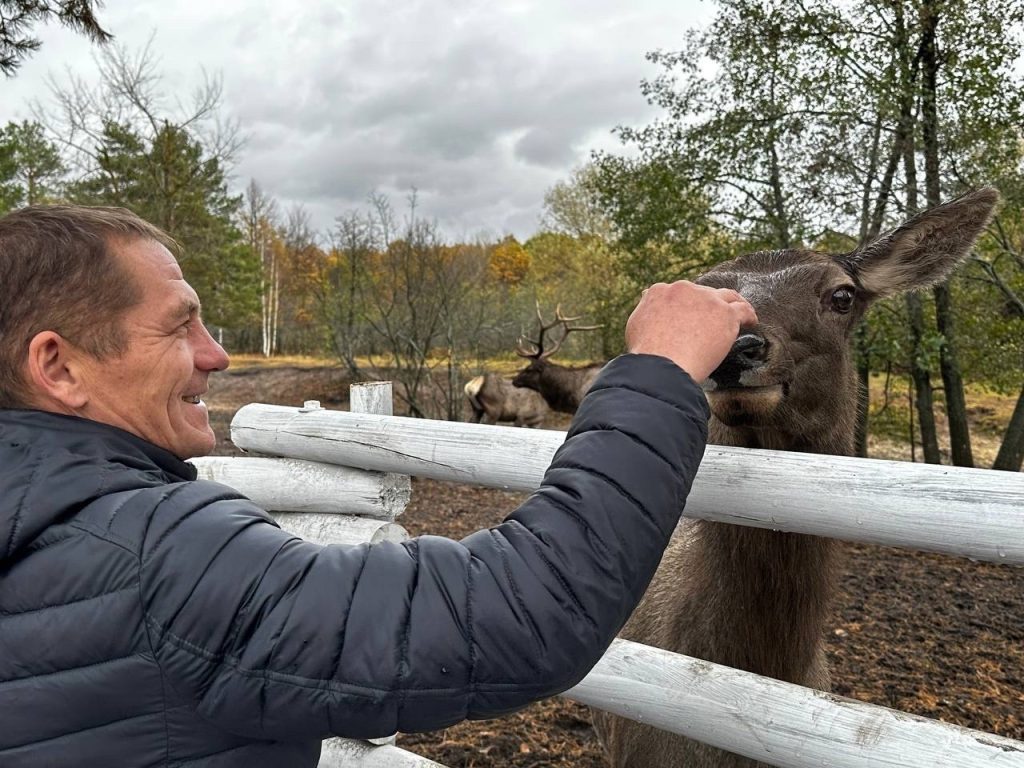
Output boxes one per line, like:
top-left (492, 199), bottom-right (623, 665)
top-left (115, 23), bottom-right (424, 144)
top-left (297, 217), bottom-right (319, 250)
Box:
top-left (196, 325), bottom-right (230, 372)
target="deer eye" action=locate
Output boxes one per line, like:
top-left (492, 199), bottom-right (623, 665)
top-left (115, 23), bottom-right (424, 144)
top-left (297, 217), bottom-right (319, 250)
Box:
top-left (829, 287), bottom-right (856, 313)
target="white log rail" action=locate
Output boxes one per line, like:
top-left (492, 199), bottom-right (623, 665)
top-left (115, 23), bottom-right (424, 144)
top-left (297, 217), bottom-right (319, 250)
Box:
top-left (270, 512), bottom-right (407, 547)
top-left (230, 404), bottom-right (1024, 566)
top-left (567, 638), bottom-right (1024, 767)
top-left (318, 736), bottom-right (446, 767)
top-left (190, 456), bottom-right (410, 519)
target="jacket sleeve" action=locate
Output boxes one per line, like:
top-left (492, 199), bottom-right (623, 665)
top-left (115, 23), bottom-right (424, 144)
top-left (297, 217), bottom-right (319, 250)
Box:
top-left (139, 353), bottom-right (710, 741)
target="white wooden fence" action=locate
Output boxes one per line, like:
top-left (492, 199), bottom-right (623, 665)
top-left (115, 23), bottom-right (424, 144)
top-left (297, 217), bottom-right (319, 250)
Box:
top-left (191, 383), bottom-right (1024, 768)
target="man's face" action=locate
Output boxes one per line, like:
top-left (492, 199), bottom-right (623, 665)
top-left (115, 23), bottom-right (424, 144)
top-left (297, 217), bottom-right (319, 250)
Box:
top-left (75, 238), bottom-right (230, 458)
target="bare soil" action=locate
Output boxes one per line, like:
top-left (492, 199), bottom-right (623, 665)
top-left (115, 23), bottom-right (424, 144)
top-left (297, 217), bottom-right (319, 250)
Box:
top-left (205, 362), bottom-right (1024, 767)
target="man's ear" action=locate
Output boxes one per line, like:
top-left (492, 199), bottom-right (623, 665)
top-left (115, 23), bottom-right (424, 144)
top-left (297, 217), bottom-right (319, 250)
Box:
top-left (26, 331), bottom-right (90, 412)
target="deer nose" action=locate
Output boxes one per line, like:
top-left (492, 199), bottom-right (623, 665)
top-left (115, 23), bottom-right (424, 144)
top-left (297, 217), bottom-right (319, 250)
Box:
top-left (731, 333), bottom-right (768, 365)
top-left (708, 333), bottom-right (769, 387)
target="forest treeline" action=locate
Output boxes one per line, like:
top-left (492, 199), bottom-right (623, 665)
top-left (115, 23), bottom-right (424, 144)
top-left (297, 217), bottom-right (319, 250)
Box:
top-left (1, 0), bottom-right (1022, 469)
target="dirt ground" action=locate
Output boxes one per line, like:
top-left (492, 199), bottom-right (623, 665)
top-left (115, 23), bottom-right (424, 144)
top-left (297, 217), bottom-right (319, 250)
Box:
top-left (205, 363), bottom-right (1024, 767)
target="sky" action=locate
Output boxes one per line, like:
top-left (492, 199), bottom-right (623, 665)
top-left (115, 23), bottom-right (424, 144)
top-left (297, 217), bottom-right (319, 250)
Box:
top-left (0, 0), bottom-right (717, 242)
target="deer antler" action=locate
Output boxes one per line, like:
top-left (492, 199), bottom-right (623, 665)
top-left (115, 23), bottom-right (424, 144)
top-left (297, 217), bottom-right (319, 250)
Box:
top-left (516, 302), bottom-right (603, 360)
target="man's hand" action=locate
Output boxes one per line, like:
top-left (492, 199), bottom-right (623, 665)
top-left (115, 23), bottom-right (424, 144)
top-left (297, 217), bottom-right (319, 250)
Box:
top-left (626, 281), bottom-right (758, 382)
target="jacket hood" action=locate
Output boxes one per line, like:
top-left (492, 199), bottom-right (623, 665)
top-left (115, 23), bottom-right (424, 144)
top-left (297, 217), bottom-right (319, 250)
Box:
top-left (0, 409), bottom-right (197, 563)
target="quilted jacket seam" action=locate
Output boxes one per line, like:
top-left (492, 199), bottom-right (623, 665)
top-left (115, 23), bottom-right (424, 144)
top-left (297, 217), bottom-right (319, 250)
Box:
top-left (490, 529), bottom-right (543, 674)
top-left (0, 710), bottom-right (159, 752)
top-left (586, 380), bottom-right (710, 434)
top-left (555, 460), bottom-right (666, 537)
top-left (145, 613), bottom-right (552, 697)
top-left (579, 424), bottom-right (678, 474)
top-left (0, 651), bottom-right (141, 686)
top-left (4, 449), bottom-right (44, 559)
top-left (0, 584), bottom-right (135, 620)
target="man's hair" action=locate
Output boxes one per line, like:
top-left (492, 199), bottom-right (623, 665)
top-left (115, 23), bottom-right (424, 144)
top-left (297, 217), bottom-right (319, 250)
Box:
top-left (0, 205), bottom-right (178, 408)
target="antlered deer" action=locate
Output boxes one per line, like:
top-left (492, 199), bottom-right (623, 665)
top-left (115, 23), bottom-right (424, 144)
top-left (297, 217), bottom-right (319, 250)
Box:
top-left (592, 187), bottom-right (1000, 768)
top-left (464, 373), bottom-right (549, 427)
top-left (511, 304), bottom-right (604, 414)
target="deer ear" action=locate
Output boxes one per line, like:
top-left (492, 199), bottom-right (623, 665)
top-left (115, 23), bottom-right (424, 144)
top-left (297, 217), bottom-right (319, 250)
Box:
top-left (845, 186), bottom-right (999, 298)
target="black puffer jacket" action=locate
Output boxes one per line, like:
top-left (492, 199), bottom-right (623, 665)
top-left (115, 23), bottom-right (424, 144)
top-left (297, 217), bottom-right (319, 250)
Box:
top-left (0, 354), bottom-right (709, 766)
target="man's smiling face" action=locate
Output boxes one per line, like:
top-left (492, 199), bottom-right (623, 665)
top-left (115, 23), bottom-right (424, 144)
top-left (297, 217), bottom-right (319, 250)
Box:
top-left (74, 237), bottom-right (230, 458)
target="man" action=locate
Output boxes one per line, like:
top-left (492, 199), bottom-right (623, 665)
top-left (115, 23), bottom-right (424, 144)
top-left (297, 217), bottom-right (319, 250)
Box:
top-left (0, 205), bottom-right (756, 766)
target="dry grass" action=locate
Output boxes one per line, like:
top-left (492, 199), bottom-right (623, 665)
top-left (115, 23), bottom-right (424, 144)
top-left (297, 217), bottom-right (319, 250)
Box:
top-left (865, 373), bottom-right (1012, 467)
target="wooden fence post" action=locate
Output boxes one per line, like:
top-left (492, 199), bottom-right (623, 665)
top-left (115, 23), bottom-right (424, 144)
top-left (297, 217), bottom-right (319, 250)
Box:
top-left (330, 383), bottom-right (407, 754)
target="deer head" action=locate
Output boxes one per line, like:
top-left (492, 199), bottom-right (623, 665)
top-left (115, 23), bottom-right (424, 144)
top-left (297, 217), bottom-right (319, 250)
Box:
top-left (696, 187), bottom-right (998, 454)
top-left (511, 303), bottom-right (602, 394)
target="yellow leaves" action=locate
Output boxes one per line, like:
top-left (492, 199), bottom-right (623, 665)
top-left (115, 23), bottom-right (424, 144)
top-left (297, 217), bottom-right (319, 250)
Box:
top-left (489, 236), bottom-right (531, 286)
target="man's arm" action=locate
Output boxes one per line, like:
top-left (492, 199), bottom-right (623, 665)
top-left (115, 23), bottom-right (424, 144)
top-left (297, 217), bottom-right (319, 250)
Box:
top-left (140, 282), bottom-right (755, 741)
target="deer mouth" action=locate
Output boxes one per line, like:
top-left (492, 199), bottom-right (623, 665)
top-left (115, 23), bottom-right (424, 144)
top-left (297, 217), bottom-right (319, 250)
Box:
top-left (704, 383), bottom-right (786, 427)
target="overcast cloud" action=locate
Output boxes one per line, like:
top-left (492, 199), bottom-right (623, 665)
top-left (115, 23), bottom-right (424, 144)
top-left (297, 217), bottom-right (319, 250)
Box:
top-left (0, 0), bottom-right (715, 240)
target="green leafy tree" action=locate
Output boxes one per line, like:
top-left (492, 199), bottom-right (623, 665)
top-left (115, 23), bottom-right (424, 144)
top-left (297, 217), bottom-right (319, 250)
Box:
top-left (0, 0), bottom-right (110, 77)
top-left (958, 170), bottom-right (1024, 470)
top-left (68, 120), bottom-right (255, 329)
top-left (0, 119), bottom-right (64, 208)
top-left (0, 133), bottom-right (18, 212)
top-left (590, 0), bottom-right (1024, 464)
top-left (43, 41), bottom-right (255, 331)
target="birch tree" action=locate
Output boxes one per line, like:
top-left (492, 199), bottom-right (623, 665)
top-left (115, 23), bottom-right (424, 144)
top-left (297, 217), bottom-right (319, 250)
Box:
top-left (241, 180), bottom-right (281, 357)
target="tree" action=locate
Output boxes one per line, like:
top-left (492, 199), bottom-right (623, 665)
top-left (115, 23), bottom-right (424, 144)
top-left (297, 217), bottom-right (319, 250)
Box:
top-left (66, 120), bottom-right (254, 327)
top-left (0, 132), bottom-right (18, 211)
top-left (310, 192), bottom-right (496, 419)
top-left (0, 119), bottom-right (64, 208)
top-left (590, 0), bottom-right (1024, 462)
top-left (542, 161), bottom-right (734, 360)
top-left (240, 181), bottom-right (281, 357)
top-left (0, 0), bottom-right (111, 77)
top-left (316, 209), bottom-right (375, 377)
top-left (43, 41), bottom-right (255, 331)
top-left (359, 193), bottom-right (477, 418)
top-left (958, 171), bottom-right (1024, 471)
top-left (277, 205), bottom-right (322, 355)
top-left (488, 236), bottom-right (530, 286)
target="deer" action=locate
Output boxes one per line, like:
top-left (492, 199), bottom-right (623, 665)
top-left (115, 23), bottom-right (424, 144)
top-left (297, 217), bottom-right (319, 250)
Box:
top-left (591, 187), bottom-right (1000, 768)
top-left (463, 373), bottom-right (549, 427)
top-left (511, 304), bottom-right (604, 414)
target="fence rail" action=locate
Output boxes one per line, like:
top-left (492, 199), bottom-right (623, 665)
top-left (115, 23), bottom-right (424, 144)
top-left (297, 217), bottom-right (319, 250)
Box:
top-left (205, 396), bottom-right (1024, 767)
top-left (230, 403), bottom-right (1024, 566)
top-left (571, 639), bottom-right (1024, 767)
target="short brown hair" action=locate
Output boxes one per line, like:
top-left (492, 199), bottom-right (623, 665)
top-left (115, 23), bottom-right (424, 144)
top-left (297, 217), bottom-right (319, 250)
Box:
top-left (0, 205), bottom-right (178, 408)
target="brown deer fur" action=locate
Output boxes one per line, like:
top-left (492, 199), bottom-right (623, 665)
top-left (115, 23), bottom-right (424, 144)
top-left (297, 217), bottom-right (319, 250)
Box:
top-left (464, 373), bottom-right (549, 427)
top-left (592, 187), bottom-right (999, 768)
top-left (511, 359), bottom-right (603, 414)
top-left (512, 304), bottom-right (604, 413)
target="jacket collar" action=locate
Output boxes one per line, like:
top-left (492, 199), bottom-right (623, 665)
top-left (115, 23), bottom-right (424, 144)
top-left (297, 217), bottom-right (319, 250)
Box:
top-left (0, 408), bottom-right (199, 483)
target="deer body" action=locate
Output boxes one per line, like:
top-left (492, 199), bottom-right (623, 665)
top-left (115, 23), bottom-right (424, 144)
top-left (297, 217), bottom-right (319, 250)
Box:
top-left (592, 188), bottom-right (999, 768)
top-left (464, 374), bottom-right (548, 427)
top-left (511, 360), bottom-right (603, 414)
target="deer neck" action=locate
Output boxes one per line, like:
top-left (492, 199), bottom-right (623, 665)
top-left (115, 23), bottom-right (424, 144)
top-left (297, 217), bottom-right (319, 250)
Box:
top-left (539, 363), bottom-right (594, 413)
top-left (661, 521), bottom-right (837, 684)
top-left (662, 396), bottom-right (855, 682)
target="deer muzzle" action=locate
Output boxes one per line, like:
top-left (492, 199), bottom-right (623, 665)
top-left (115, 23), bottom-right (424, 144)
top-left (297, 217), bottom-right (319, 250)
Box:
top-left (707, 333), bottom-right (769, 388)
